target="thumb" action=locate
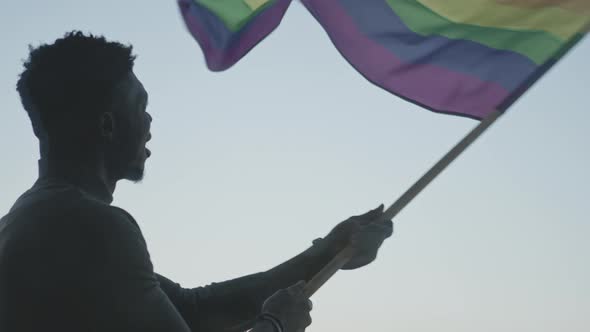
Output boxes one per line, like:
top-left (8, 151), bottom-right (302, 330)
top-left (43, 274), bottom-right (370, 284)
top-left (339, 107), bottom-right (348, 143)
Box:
top-left (356, 204), bottom-right (384, 224)
top-left (370, 204), bottom-right (385, 216)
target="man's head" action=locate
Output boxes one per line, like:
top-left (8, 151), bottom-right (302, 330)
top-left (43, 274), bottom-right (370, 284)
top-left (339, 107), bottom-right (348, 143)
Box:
top-left (16, 31), bottom-right (152, 182)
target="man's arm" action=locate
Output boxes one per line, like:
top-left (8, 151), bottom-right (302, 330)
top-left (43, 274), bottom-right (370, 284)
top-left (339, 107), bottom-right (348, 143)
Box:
top-left (157, 239), bottom-right (337, 332)
top-left (157, 204), bottom-right (393, 332)
top-left (108, 204), bottom-right (325, 332)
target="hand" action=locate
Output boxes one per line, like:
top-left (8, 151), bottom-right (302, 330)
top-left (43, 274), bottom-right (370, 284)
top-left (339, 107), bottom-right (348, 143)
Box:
top-left (261, 281), bottom-right (313, 332)
top-left (322, 204), bottom-right (393, 270)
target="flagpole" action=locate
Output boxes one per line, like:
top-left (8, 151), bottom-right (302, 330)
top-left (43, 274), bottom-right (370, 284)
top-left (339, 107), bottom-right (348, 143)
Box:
top-left (303, 108), bottom-right (504, 298)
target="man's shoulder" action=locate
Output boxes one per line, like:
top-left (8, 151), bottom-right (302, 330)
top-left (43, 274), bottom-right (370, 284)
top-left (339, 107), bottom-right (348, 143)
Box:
top-left (0, 184), bottom-right (149, 281)
top-left (49, 192), bottom-right (143, 243)
top-left (0, 185), bottom-right (140, 245)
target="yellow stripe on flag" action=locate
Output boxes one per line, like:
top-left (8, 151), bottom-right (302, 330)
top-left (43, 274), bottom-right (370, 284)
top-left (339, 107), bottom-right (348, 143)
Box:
top-left (494, 0), bottom-right (590, 14)
top-left (418, 0), bottom-right (589, 40)
top-left (244, 0), bottom-right (271, 11)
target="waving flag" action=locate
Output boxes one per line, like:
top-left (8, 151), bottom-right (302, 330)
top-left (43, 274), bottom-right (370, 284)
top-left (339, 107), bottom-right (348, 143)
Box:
top-left (178, 0), bottom-right (588, 119)
top-left (301, 0), bottom-right (589, 119)
top-left (178, 0), bottom-right (292, 71)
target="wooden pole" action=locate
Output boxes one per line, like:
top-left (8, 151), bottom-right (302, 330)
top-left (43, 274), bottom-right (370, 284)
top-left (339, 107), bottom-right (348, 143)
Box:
top-left (303, 109), bottom-right (504, 298)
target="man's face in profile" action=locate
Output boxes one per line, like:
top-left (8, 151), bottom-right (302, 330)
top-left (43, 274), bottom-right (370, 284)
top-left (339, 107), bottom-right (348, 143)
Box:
top-left (107, 72), bottom-right (152, 182)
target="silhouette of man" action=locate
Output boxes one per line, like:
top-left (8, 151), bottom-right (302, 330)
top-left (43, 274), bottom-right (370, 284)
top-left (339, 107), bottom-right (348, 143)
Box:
top-left (0, 32), bottom-right (394, 332)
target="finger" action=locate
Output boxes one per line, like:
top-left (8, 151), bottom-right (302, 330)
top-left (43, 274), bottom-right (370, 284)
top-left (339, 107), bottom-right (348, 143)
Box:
top-left (362, 222), bottom-right (393, 238)
top-left (351, 230), bottom-right (390, 257)
top-left (287, 280), bottom-right (306, 295)
top-left (307, 299), bottom-right (313, 311)
top-left (363, 214), bottom-right (393, 227)
top-left (370, 216), bottom-right (393, 226)
top-left (384, 220), bottom-right (394, 237)
top-left (352, 233), bottom-right (387, 252)
top-left (363, 217), bottom-right (393, 229)
top-left (360, 222), bottom-right (393, 236)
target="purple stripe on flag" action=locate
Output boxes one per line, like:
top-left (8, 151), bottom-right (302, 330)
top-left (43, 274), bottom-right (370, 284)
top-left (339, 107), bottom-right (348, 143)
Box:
top-left (178, 0), bottom-right (292, 71)
top-left (336, 0), bottom-right (537, 91)
top-left (185, 0), bottom-right (233, 51)
top-left (303, 0), bottom-right (511, 119)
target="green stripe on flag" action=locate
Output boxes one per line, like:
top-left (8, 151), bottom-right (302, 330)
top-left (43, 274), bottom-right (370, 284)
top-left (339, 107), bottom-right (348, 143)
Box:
top-left (197, 0), bottom-right (273, 32)
top-left (386, 0), bottom-right (565, 64)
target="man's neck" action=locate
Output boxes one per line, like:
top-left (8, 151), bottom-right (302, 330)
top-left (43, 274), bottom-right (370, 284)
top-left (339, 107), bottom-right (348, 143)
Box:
top-left (38, 156), bottom-right (116, 204)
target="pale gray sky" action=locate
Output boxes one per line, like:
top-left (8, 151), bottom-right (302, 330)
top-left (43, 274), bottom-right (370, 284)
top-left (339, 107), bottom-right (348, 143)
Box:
top-left (1, 1), bottom-right (588, 331)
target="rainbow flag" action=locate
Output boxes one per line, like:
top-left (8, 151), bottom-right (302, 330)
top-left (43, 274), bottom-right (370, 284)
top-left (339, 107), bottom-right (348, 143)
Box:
top-left (177, 0), bottom-right (292, 71)
top-left (178, 0), bottom-right (589, 120)
top-left (302, 0), bottom-right (589, 119)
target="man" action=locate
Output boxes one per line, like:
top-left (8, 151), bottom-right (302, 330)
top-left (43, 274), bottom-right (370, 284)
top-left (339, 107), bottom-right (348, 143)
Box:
top-left (0, 32), bottom-right (393, 332)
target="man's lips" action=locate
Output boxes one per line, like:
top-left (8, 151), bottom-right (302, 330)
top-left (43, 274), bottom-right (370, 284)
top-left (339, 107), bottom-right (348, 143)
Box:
top-left (145, 133), bottom-right (152, 157)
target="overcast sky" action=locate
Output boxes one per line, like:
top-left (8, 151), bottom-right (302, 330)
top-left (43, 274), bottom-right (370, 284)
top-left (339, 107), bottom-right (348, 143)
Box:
top-left (1, 1), bottom-right (588, 331)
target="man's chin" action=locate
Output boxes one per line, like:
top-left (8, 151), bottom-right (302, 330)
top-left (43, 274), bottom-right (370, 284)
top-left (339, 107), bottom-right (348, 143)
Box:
top-left (123, 165), bottom-right (145, 183)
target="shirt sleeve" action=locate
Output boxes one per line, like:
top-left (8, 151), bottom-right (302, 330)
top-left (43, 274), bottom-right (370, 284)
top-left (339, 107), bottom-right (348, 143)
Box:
top-left (104, 206), bottom-right (268, 332)
top-left (155, 273), bottom-right (269, 332)
top-left (77, 204), bottom-right (192, 332)
top-left (150, 238), bottom-right (340, 332)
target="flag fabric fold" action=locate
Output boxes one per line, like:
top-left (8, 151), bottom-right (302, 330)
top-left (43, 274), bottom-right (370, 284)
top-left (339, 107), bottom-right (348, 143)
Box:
top-left (178, 0), bottom-right (292, 71)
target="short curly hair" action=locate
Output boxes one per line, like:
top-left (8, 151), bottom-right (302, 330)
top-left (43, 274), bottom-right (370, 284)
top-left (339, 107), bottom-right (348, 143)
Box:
top-left (16, 31), bottom-right (136, 144)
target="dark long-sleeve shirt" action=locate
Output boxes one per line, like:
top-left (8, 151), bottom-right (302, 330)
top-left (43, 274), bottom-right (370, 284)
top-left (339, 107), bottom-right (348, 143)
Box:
top-left (0, 175), bottom-right (338, 332)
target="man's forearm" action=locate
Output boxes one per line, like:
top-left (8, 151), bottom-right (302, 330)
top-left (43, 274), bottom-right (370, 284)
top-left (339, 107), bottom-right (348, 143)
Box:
top-left (265, 237), bottom-right (339, 291)
top-left (158, 240), bottom-right (339, 332)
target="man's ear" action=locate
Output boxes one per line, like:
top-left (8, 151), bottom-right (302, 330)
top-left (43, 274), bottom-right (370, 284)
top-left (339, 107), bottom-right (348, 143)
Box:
top-left (99, 112), bottom-right (115, 140)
